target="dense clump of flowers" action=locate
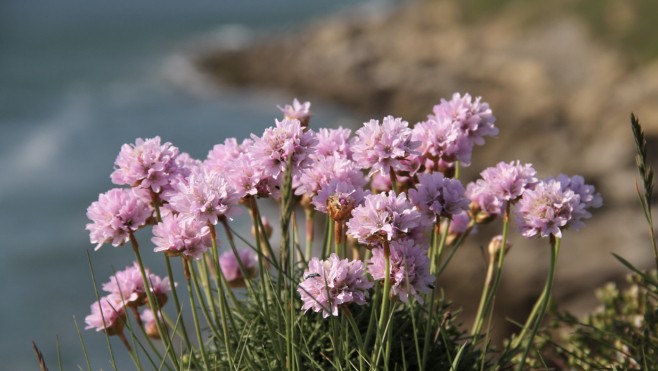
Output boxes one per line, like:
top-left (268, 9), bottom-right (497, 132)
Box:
top-left (466, 161), bottom-right (538, 216)
top-left (346, 191), bottom-right (424, 246)
top-left (220, 248), bottom-right (258, 286)
top-left (515, 176), bottom-right (601, 238)
top-left (368, 239), bottom-right (434, 303)
top-left (152, 213), bottom-right (211, 259)
top-left (85, 296), bottom-right (126, 335)
top-left (409, 172), bottom-right (469, 222)
top-left (86, 188), bottom-right (152, 250)
top-left (278, 98), bottom-right (311, 127)
top-left (167, 167), bottom-right (240, 225)
top-left (111, 136), bottom-right (181, 193)
top-left (351, 116), bottom-right (419, 176)
top-left (249, 118), bottom-right (318, 179)
top-left (298, 254), bottom-right (373, 318)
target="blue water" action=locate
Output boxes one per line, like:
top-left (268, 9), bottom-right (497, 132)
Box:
top-left (0, 0), bottom-right (384, 368)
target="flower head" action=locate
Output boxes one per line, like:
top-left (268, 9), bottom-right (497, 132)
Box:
top-left (102, 262), bottom-right (172, 308)
top-left (409, 172), bottom-right (469, 222)
top-left (167, 167), bottom-right (240, 225)
top-left (140, 309), bottom-right (162, 339)
top-left (278, 99), bottom-right (312, 127)
top-left (86, 188), bottom-right (152, 250)
top-left (220, 249), bottom-right (258, 287)
top-left (152, 213), bottom-right (211, 260)
top-left (295, 155), bottom-right (366, 198)
top-left (515, 179), bottom-right (578, 238)
top-left (298, 254), bottom-right (373, 318)
top-left (111, 137), bottom-right (181, 193)
top-left (315, 127), bottom-right (352, 158)
top-left (313, 179), bottom-right (367, 220)
top-left (351, 116), bottom-right (419, 176)
top-left (368, 239), bottom-right (434, 303)
top-left (466, 161), bottom-right (538, 216)
top-left (346, 191), bottom-right (424, 247)
top-left (85, 296), bottom-right (126, 335)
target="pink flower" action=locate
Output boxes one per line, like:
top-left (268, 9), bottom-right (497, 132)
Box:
top-left (315, 127), bottom-right (352, 158)
top-left (86, 188), bottom-right (152, 250)
top-left (294, 154), bottom-right (366, 198)
top-left (205, 138), bottom-right (242, 174)
top-left (102, 262), bottom-right (173, 308)
top-left (85, 296), bottom-right (126, 335)
top-left (368, 239), bottom-right (434, 304)
top-left (313, 179), bottom-right (368, 220)
top-left (219, 249), bottom-right (258, 286)
top-left (466, 161), bottom-right (538, 216)
top-left (515, 179), bottom-right (577, 238)
top-left (351, 116), bottom-right (419, 176)
top-left (152, 213), bottom-right (211, 260)
top-left (249, 118), bottom-right (318, 179)
top-left (346, 191), bottom-right (425, 247)
top-left (167, 167), bottom-right (240, 225)
top-left (409, 172), bottom-right (469, 222)
top-left (111, 137), bottom-right (181, 193)
top-left (298, 254), bottom-right (373, 318)
top-left (278, 98), bottom-right (312, 126)
top-left (140, 309), bottom-right (162, 339)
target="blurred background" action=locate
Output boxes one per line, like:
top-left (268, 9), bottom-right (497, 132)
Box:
top-left (2, 0), bottom-right (658, 368)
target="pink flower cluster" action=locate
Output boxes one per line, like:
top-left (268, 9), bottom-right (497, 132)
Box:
top-left (466, 161), bottom-right (538, 216)
top-left (220, 248), bottom-right (258, 286)
top-left (409, 172), bottom-right (469, 222)
top-left (515, 175), bottom-right (601, 238)
top-left (298, 254), bottom-right (373, 317)
top-left (111, 136), bottom-right (181, 193)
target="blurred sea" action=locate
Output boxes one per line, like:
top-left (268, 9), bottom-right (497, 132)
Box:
top-left (0, 0), bottom-right (384, 368)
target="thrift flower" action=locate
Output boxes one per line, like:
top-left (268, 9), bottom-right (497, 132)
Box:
top-left (315, 127), bottom-right (352, 158)
top-left (167, 167), bottom-right (240, 225)
top-left (351, 116), bottom-right (419, 176)
top-left (346, 191), bottom-right (424, 246)
top-left (140, 309), bottom-right (162, 339)
top-left (409, 172), bottom-right (469, 222)
top-left (313, 179), bottom-right (367, 220)
top-left (219, 249), bottom-right (258, 287)
top-left (368, 239), bottom-right (434, 303)
top-left (278, 98), bottom-right (312, 127)
top-left (298, 254), bottom-right (373, 318)
top-left (249, 118), bottom-right (318, 179)
top-left (86, 188), bottom-right (152, 250)
top-left (515, 179), bottom-right (577, 238)
top-left (111, 136), bottom-right (181, 193)
top-left (152, 213), bottom-right (211, 260)
top-left (466, 161), bottom-right (538, 216)
top-left (295, 154), bottom-right (366, 198)
top-left (85, 296), bottom-right (126, 335)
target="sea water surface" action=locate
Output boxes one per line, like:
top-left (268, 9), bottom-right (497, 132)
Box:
top-left (0, 0), bottom-right (387, 367)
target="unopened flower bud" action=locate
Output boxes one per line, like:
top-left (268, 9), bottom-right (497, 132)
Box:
top-left (141, 309), bottom-right (162, 339)
top-left (488, 235), bottom-right (511, 259)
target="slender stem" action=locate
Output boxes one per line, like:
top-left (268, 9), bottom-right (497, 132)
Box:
top-left (516, 236), bottom-right (561, 370)
top-left (374, 242), bottom-right (392, 369)
top-left (305, 207), bottom-right (314, 261)
top-left (470, 254), bottom-right (496, 337)
top-left (389, 167), bottom-right (398, 193)
top-left (129, 234), bottom-right (178, 369)
top-left (184, 259), bottom-right (210, 370)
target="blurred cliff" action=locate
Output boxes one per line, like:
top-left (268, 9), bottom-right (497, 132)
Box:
top-left (195, 0), bottom-right (658, 339)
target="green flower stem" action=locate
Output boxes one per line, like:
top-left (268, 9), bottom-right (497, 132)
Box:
top-left (129, 233), bottom-right (179, 370)
top-left (516, 235), bottom-right (561, 370)
top-left (470, 251), bottom-right (496, 338)
top-left (184, 259), bottom-right (210, 370)
top-left (305, 207), bottom-right (314, 262)
top-left (422, 222), bottom-right (443, 369)
top-left (374, 241), bottom-right (392, 369)
top-left (435, 220), bottom-right (476, 278)
top-left (344, 308), bottom-right (366, 371)
top-left (150, 192), bottom-right (192, 352)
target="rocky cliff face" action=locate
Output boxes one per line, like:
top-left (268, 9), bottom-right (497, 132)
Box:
top-left (196, 1), bottom-right (658, 339)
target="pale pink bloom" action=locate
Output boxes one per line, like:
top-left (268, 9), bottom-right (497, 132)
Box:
top-left (86, 188), bottom-right (152, 250)
top-left (278, 98), bottom-right (312, 126)
top-left (368, 239), bottom-right (434, 303)
top-left (111, 136), bottom-right (181, 193)
top-left (515, 179), bottom-right (577, 238)
top-left (346, 191), bottom-right (424, 247)
top-left (312, 179), bottom-right (368, 219)
top-left (295, 155), bottom-right (366, 197)
top-left (249, 118), bottom-right (318, 179)
top-left (152, 213), bottom-right (211, 260)
top-left (298, 254), bottom-right (373, 318)
top-left (219, 248), bottom-right (258, 285)
top-left (315, 127), bottom-right (352, 158)
top-left (351, 116), bottom-right (420, 176)
top-left (205, 138), bottom-right (242, 173)
top-left (140, 309), bottom-right (162, 339)
top-left (102, 262), bottom-right (147, 307)
top-left (466, 161), bottom-right (538, 216)
top-left (85, 296), bottom-right (126, 335)
top-left (551, 174), bottom-right (603, 226)
top-left (409, 172), bottom-right (469, 222)
top-left (167, 167), bottom-right (240, 225)
top-left (448, 211), bottom-right (474, 235)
